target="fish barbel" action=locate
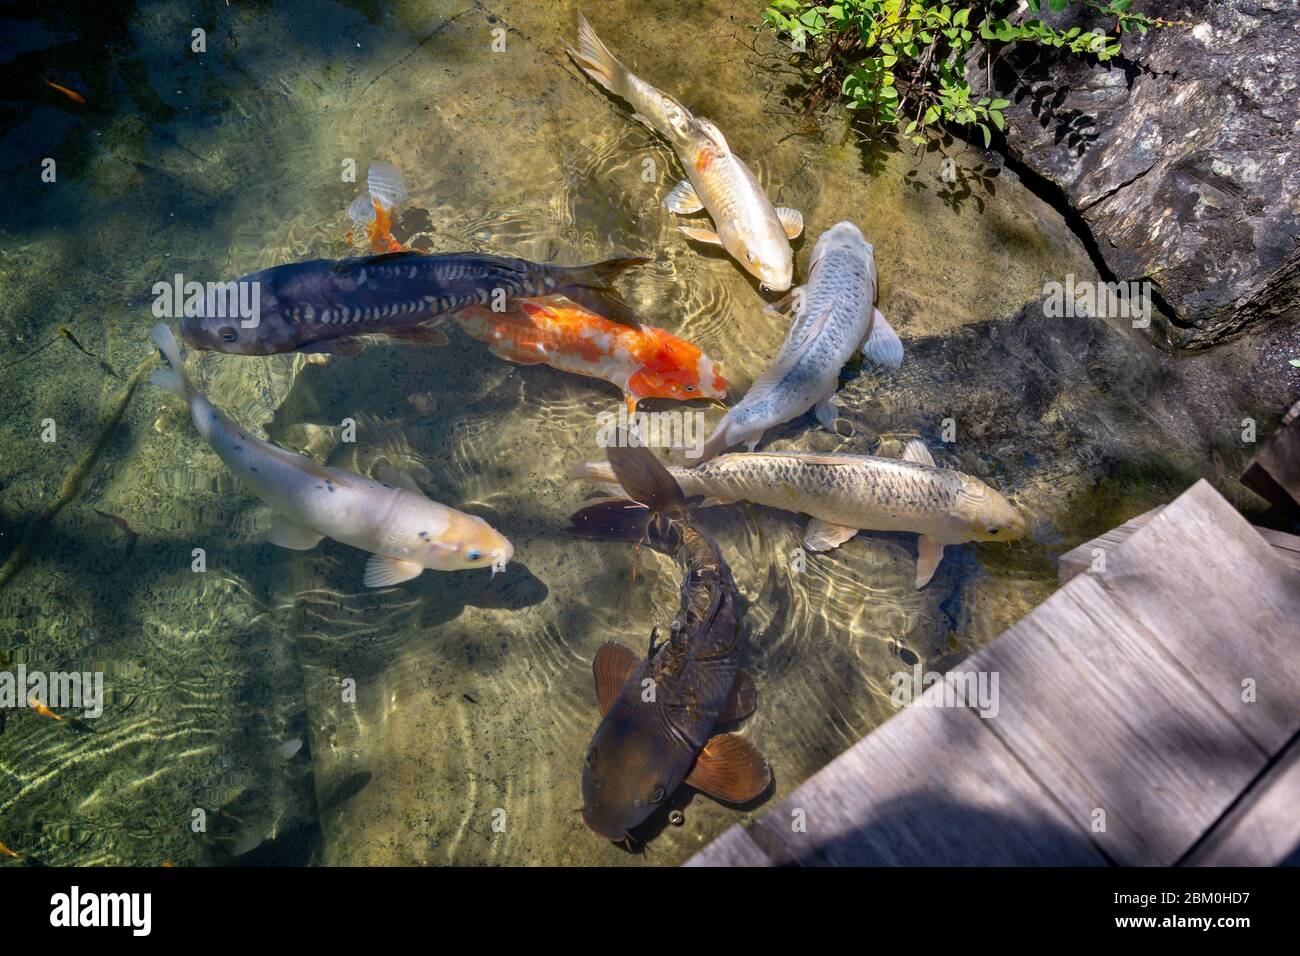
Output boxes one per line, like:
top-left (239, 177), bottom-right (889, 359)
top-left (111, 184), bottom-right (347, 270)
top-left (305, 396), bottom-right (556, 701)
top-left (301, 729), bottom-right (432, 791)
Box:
top-left (571, 440), bottom-right (1026, 588)
top-left (457, 297), bottom-right (726, 413)
top-left (149, 323), bottom-right (512, 587)
top-left (568, 14), bottom-right (803, 291)
top-left (568, 440), bottom-right (769, 843)
top-left (180, 250), bottom-right (649, 357)
top-left (699, 221), bottom-right (903, 461)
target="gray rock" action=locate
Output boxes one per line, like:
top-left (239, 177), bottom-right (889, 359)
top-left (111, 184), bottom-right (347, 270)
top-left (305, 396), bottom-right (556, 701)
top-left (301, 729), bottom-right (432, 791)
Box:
top-left (976, 1), bottom-right (1300, 348)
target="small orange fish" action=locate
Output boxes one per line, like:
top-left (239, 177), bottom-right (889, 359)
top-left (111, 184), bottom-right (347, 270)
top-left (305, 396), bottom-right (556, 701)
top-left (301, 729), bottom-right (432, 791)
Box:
top-left (365, 197), bottom-right (406, 253)
top-left (457, 298), bottom-right (727, 413)
top-left (0, 840), bottom-right (19, 859)
top-left (27, 697), bottom-right (63, 721)
top-left (43, 78), bottom-right (86, 104)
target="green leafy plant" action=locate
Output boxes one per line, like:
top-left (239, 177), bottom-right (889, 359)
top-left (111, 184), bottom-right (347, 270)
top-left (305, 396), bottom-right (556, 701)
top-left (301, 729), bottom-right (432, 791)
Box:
top-left (764, 0), bottom-right (1180, 145)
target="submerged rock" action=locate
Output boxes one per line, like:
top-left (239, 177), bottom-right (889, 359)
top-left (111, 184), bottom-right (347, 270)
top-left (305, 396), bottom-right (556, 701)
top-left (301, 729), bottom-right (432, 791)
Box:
top-left (977, 0), bottom-right (1300, 348)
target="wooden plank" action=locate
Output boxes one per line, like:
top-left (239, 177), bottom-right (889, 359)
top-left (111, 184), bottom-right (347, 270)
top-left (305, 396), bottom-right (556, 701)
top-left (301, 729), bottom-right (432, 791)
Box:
top-left (1184, 735), bottom-right (1300, 866)
top-left (1241, 398), bottom-right (1300, 511)
top-left (975, 572), bottom-right (1265, 866)
top-left (682, 825), bottom-right (772, 867)
top-left (1060, 505), bottom-right (1300, 584)
top-left (1089, 480), bottom-right (1300, 753)
top-left (718, 680), bottom-right (1106, 866)
top-left (690, 480), bottom-right (1299, 867)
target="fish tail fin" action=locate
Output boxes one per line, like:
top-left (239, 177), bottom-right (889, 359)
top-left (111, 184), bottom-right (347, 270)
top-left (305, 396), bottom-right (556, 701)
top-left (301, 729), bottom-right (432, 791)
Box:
top-left (148, 322), bottom-right (191, 399)
top-left (554, 256), bottom-right (650, 328)
top-left (607, 440), bottom-right (687, 520)
top-left (567, 13), bottom-right (631, 99)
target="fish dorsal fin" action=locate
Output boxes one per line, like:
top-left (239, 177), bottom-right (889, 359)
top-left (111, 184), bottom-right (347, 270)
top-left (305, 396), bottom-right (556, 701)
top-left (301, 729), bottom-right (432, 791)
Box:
top-left (804, 517), bottom-right (859, 552)
top-left (684, 733), bottom-right (770, 803)
top-left (716, 671), bottom-right (757, 723)
top-left (901, 438), bottom-right (935, 467)
top-left (732, 303), bottom-right (836, 411)
top-left (593, 642), bottom-right (640, 716)
top-left (695, 117), bottom-right (730, 155)
top-left (332, 251), bottom-right (423, 273)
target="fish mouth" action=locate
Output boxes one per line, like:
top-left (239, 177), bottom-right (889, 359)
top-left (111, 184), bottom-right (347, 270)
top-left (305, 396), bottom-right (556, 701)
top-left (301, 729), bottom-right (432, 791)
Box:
top-left (581, 806), bottom-right (628, 843)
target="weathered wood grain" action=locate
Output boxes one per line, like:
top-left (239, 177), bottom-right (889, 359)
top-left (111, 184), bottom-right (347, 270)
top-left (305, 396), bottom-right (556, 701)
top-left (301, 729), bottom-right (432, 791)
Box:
top-left (681, 824), bottom-right (771, 867)
top-left (1086, 480), bottom-right (1300, 753)
top-left (975, 572), bottom-right (1266, 866)
top-left (1059, 505), bottom-right (1300, 584)
top-left (695, 676), bottom-right (1107, 866)
top-left (1184, 735), bottom-right (1300, 866)
top-left (689, 480), bottom-right (1300, 867)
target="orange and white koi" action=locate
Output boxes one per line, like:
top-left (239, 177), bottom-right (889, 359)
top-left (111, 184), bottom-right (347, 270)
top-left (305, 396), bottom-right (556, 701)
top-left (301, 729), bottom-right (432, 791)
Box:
top-left (457, 298), bottom-right (727, 413)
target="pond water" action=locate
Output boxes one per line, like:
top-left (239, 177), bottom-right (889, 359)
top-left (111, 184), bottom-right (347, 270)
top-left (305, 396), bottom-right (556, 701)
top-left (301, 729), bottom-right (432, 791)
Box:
top-left (0, 1), bottom-right (1290, 866)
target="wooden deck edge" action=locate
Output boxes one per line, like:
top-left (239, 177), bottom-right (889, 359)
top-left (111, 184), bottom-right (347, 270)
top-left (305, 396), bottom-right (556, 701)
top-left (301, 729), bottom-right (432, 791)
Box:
top-left (1183, 732), bottom-right (1300, 867)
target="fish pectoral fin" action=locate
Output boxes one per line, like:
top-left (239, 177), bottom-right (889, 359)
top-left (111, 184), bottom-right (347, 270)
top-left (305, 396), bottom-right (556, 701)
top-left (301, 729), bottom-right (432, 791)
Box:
top-left (593, 642), bottom-right (640, 716)
top-left (915, 535), bottom-right (944, 589)
top-left (385, 324), bottom-right (450, 346)
top-left (716, 671), bottom-right (757, 723)
top-left (664, 180), bottom-right (705, 215)
top-left (267, 521), bottom-right (325, 551)
top-left (804, 517), bottom-right (859, 552)
top-left (678, 225), bottom-right (723, 246)
top-left (814, 392), bottom-right (839, 431)
top-left (901, 437), bottom-right (936, 467)
top-left (776, 207), bottom-right (804, 239)
top-left (300, 337), bottom-right (366, 357)
top-left (376, 464), bottom-right (424, 495)
top-left (629, 112), bottom-right (656, 131)
top-left (685, 733), bottom-right (770, 804)
top-left (363, 554), bottom-right (425, 588)
top-left (762, 286), bottom-right (801, 316)
top-left (862, 307), bottom-right (904, 368)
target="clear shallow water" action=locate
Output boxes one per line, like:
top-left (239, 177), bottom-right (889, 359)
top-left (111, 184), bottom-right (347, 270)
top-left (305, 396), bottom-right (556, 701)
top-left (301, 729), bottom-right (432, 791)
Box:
top-left (0, 1), bottom-right (1292, 866)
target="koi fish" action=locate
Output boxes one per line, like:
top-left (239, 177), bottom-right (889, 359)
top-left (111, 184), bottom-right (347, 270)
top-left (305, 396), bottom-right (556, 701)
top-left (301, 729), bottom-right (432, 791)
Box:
top-left (148, 323), bottom-right (512, 587)
top-left (43, 78), bottom-right (86, 104)
top-left (456, 297), bottom-right (727, 413)
top-left (700, 221), bottom-right (903, 461)
top-left (0, 840), bottom-right (19, 859)
top-left (573, 439), bottom-right (1026, 588)
top-left (180, 251), bottom-right (649, 356)
top-left (27, 698), bottom-right (62, 721)
top-left (569, 14), bottom-right (802, 290)
top-left (568, 439), bottom-right (769, 843)
top-left (347, 161), bottom-right (409, 253)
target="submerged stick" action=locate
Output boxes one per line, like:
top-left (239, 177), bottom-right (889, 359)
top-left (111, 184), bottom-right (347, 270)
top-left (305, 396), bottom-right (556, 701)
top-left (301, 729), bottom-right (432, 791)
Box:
top-left (0, 357), bottom-right (153, 592)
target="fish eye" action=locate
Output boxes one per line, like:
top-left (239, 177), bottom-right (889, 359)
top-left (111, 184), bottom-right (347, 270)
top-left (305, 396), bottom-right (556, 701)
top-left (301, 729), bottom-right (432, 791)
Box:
top-left (218, 327), bottom-right (238, 343)
top-left (744, 252), bottom-right (754, 263)
top-left (585, 748), bottom-right (596, 767)
top-left (987, 528), bottom-right (999, 535)
top-left (650, 786), bottom-right (665, 803)
top-left (683, 385), bottom-right (695, 392)
top-left (467, 549), bottom-right (482, 561)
